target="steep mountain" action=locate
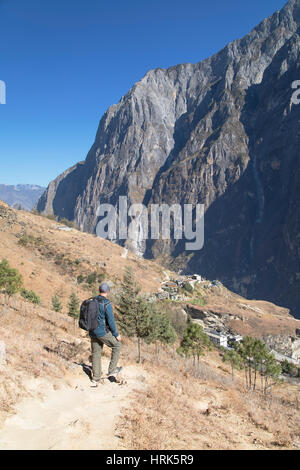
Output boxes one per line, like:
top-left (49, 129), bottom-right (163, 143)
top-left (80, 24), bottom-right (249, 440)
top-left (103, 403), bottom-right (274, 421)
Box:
top-left (37, 0), bottom-right (300, 317)
top-left (0, 184), bottom-right (45, 210)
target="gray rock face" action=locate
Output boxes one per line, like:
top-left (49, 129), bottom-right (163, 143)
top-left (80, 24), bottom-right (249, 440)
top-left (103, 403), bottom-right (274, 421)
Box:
top-left (37, 0), bottom-right (300, 317)
top-left (264, 335), bottom-right (300, 361)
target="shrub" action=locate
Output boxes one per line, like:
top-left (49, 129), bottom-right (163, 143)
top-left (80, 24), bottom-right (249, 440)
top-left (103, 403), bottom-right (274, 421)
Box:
top-left (18, 233), bottom-right (43, 248)
top-left (68, 292), bottom-right (80, 318)
top-left (21, 288), bottom-right (41, 305)
top-left (183, 283), bottom-right (194, 294)
top-left (86, 272), bottom-right (98, 286)
top-left (45, 214), bottom-right (57, 221)
top-left (58, 218), bottom-right (79, 229)
top-left (281, 360), bottom-right (298, 377)
top-left (77, 274), bottom-right (85, 284)
top-left (77, 271), bottom-right (106, 286)
top-left (0, 259), bottom-right (23, 296)
top-left (51, 294), bottom-right (63, 313)
top-left (18, 234), bottom-right (35, 247)
top-left (191, 297), bottom-right (206, 306)
top-left (97, 272), bottom-right (106, 283)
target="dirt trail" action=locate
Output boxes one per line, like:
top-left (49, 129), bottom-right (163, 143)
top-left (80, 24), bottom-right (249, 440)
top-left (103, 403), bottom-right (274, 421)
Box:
top-left (0, 361), bottom-right (146, 450)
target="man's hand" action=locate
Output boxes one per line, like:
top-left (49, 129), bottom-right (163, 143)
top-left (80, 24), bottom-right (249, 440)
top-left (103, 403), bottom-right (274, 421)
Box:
top-left (116, 335), bottom-right (122, 342)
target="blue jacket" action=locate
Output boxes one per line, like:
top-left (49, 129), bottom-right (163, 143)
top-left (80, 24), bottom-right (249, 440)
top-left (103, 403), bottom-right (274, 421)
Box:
top-left (90, 296), bottom-right (119, 339)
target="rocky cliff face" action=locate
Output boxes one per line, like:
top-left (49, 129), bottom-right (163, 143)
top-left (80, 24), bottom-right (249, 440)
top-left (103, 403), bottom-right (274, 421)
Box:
top-left (37, 0), bottom-right (300, 317)
top-left (264, 335), bottom-right (300, 361)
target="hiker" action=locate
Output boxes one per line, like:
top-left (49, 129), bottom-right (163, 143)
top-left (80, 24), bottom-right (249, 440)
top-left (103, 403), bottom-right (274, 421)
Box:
top-left (90, 282), bottom-right (122, 387)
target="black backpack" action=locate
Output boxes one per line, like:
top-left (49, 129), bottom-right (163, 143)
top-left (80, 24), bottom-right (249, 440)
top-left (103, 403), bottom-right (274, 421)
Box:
top-left (78, 296), bottom-right (111, 332)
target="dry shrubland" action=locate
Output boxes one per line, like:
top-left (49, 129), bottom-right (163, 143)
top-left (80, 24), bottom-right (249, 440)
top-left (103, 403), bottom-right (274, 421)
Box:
top-left (1, 202), bottom-right (300, 450)
top-left (0, 294), bottom-right (299, 450)
top-left (118, 339), bottom-right (300, 450)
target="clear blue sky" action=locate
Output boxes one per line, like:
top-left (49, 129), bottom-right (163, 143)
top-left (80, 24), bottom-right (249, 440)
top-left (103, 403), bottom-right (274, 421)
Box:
top-left (0, 0), bottom-right (288, 187)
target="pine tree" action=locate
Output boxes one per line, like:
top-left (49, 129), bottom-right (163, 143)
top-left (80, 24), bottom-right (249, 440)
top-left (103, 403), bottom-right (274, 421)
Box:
top-left (115, 266), bottom-right (141, 336)
top-left (52, 294), bottom-right (62, 313)
top-left (155, 312), bottom-right (176, 347)
top-left (134, 298), bottom-right (153, 363)
top-left (234, 336), bottom-right (282, 392)
top-left (223, 349), bottom-right (243, 380)
top-left (68, 291), bottom-right (80, 334)
top-left (0, 259), bottom-right (23, 298)
top-left (117, 267), bottom-right (163, 362)
top-left (68, 291), bottom-right (80, 318)
top-left (235, 336), bottom-right (257, 390)
top-left (261, 351), bottom-right (282, 396)
top-left (158, 313), bottom-right (177, 358)
top-left (177, 323), bottom-right (211, 371)
top-left (116, 268), bottom-right (177, 362)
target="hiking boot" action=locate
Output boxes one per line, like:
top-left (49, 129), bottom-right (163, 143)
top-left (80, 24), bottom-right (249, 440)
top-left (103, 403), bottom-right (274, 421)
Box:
top-left (90, 379), bottom-right (104, 387)
top-left (108, 375), bottom-right (126, 384)
top-left (107, 366), bottom-right (123, 378)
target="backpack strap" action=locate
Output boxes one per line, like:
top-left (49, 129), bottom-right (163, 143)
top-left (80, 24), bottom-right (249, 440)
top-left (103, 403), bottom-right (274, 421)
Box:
top-left (97, 298), bottom-right (112, 332)
top-left (97, 298), bottom-right (111, 311)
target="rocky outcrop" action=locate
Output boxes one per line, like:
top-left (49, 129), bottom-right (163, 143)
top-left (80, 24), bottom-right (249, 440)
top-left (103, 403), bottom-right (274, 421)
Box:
top-left (186, 304), bottom-right (241, 333)
top-left (0, 201), bottom-right (17, 232)
top-left (37, 0), bottom-right (300, 317)
top-left (264, 335), bottom-right (300, 361)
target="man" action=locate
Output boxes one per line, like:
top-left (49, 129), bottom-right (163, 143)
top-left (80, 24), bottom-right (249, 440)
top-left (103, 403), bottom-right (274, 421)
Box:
top-left (90, 282), bottom-right (122, 387)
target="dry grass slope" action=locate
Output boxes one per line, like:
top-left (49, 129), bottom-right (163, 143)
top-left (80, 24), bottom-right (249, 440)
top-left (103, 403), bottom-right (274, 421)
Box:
top-left (0, 201), bottom-right (300, 450)
top-left (119, 343), bottom-right (300, 450)
top-left (0, 201), bottom-right (165, 310)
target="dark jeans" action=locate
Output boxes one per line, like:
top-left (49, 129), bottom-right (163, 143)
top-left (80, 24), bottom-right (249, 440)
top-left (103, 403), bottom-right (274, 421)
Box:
top-left (91, 332), bottom-right (121, 381)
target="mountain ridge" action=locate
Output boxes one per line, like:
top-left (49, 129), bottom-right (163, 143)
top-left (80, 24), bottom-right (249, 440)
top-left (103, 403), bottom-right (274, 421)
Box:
top-left (0, 184), bottom-right (45, 211)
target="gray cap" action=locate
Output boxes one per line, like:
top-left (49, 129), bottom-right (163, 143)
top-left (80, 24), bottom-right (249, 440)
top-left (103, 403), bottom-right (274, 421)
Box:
top-left (99, 282), bottom-right (110, 293)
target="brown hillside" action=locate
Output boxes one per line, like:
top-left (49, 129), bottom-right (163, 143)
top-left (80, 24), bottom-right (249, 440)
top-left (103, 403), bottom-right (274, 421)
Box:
top-left (0, 202), bottom-right (300, 450)
top-left (0, 201), bottom-right (165, 310)
top-left (187, 287), bottom-right (300, 338)
top-left (0, 200), bottom-right (299, 338)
